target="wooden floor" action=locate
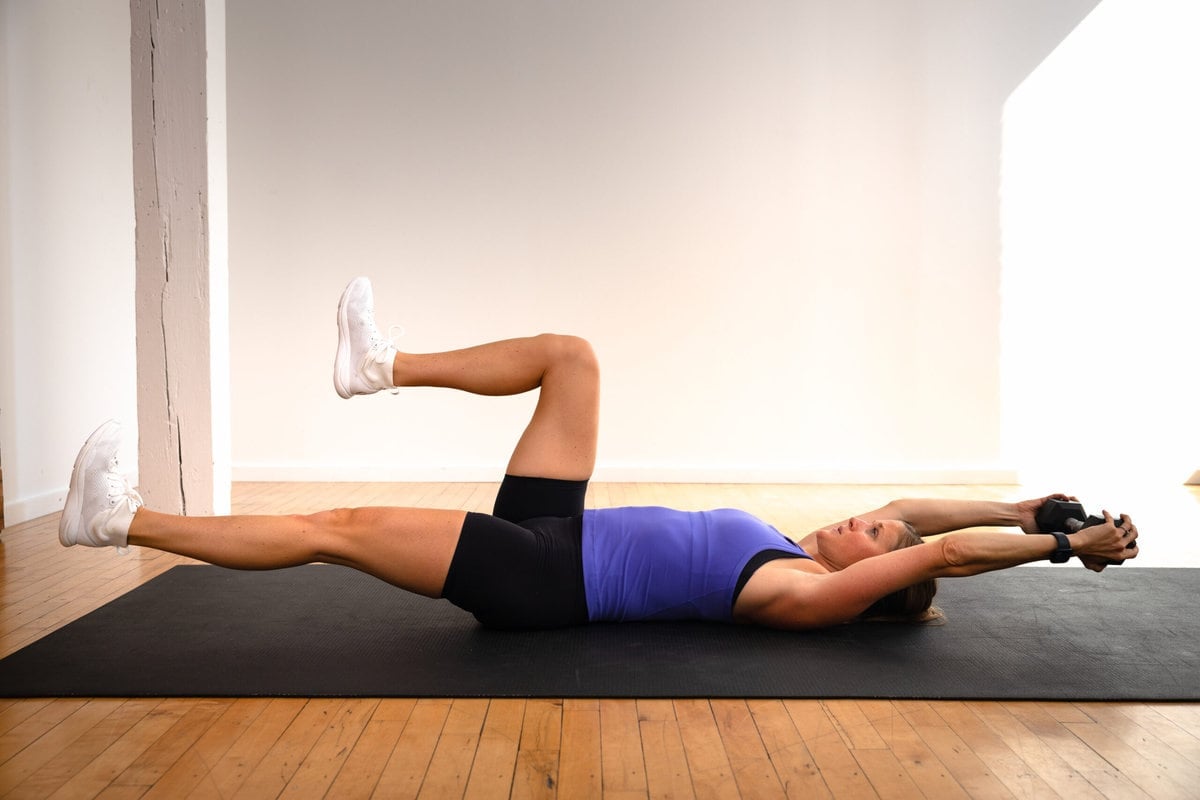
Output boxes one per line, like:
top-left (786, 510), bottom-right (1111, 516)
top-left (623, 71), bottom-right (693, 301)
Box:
top-left (2, 481), bottom-right (1199, 799)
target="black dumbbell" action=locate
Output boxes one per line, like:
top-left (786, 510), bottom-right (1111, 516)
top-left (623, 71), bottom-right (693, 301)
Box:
top-left (1034, 499), bottom-right (1136, 565)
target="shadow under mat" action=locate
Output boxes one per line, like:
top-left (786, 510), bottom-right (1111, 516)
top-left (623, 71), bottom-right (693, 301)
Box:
top-left (1, 565), bottom-right (1196, 699)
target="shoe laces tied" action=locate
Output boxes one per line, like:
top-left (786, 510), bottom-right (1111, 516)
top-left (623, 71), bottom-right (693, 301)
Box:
top-left (367, 323), bottom-right (406, 362)
top-left (102, 456), bottom-right (141, 556)
top-left (104, 460), bottom-right (142, 511)
top-left (358, 297), bottom-right (402, 358)
top-left (367, 323), bottom-right (405, 395)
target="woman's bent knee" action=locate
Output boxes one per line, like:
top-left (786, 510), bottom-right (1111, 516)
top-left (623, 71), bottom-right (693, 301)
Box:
top-left (539, 333), bottom-right (598, 373)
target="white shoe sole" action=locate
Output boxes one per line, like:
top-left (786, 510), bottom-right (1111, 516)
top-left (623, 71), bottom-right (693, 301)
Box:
top-left (60, 419), bottom-right (120, 547)
top-left (333, 278), bottom-right (367, 399)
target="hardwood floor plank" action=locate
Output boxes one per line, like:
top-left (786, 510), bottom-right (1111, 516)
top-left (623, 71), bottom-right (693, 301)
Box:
top-left (1149, 705), bottom-right (1200, 740)
top-left (1110, 704), bottom-right (1200, 768)
top-left (0, 699), bottom-right (53, 740)
top-left (190, 697), bottom-right (308, 799)
top-left (140, 698), bottom-right (273, 800)
top-left (464, 699), bottom-right (525, 800)
top-left (973, 701), bottom-right (1144, 799)
top-left (558, 699), bottom-right (601, 798)
top-left (5, 699), bottom-right (161, 800)
top-left (1040, 703), bottom-right (1094, 724)
top-left (906, 707), bottom-right (1015, 799)
top-left (639, 710), bottom-right (695, 800)
top-left (600, 697), bottom-right (647, 795)
top-left (673, 699), bottom-right (740, 800)
top-left (519, 699), bottom-right (562, 752)
top-left (373, 698), bottom-right (453, 800)
top-left (417, 698), bottom-right (489, 800)
top-left (109, 698), bottom-right (230, 793)
top-left (42, 698), bottom-right (188, 799)
top-left (711, 699), bottom-right (786, 799)
top-left (94, 784), bottom-right (154, 800)
top-left (783, 700), bottom-right (878, 800)
top-left (823, 700), bottom-right (888, 751)
top-left (746, 699), bottom-right (831, 800)
top-left (376, 698), bottom-right (421, 721)
top-left (326, 700), bottom-right (417, 799)
top-left (510, 699), bottom-right (562, 800)
top-left (635, 699), bottom-right (677, 722)
top-left (851, 749), bottom-right (926, 800)
top-left (509, 748), bottom-right (560, 800)
top-left (280, 698), bottom-right (381, 799)
top-left (1063, 717), bottom-right (1197, 800)
top-left (1078, 702), bottom-right (1200, 772)
top-left (929, 701), bottom-right (1061, 799)
top-left (0, 699), bottom-right (89, 765)
top-left (0, 699), bottom-right (127, 795)
top-left (865, 702), bottom-right (969, 800)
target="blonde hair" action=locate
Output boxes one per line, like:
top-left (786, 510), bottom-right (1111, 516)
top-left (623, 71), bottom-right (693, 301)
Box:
top-left (862, 522), bottom-right (938, 619)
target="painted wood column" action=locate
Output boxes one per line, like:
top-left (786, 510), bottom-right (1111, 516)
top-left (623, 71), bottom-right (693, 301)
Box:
top-left (130, 0), bottom-right (230, 515)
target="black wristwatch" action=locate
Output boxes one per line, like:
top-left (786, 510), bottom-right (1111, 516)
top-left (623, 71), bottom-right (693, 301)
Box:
top-left (1048, 532), bottom-right (1074, 563)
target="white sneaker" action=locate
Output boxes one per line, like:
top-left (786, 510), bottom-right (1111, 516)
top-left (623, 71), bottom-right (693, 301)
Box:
top-left (59, 420), bottom-right (143, 549)
top-left (333, 277), bottom-right (399, 398)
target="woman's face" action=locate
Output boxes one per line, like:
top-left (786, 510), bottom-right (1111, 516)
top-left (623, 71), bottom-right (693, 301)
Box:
top-left (814, 517), bottom-right (908, 569)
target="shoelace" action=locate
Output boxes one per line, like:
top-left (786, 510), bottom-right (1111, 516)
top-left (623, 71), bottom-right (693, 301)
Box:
top-left (367, 322), bottom-right (406, 395)
top-left (104, 457), bottom-right (143, 511)
top-left (103, 455), bottom-right (141, 555)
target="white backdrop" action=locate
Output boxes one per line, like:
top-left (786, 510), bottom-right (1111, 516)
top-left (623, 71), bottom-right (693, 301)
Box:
top-left (226, 0), bottom-right (1101, 483)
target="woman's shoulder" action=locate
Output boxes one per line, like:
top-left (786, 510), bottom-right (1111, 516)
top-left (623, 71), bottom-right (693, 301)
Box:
top-left (732, 560), bottom-right (830, 628)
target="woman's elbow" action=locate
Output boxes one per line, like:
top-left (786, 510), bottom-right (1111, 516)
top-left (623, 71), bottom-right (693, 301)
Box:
top-left (886, 498), bottom-right (913, 518)
top-left (937, 535), bottom-right (971, 577)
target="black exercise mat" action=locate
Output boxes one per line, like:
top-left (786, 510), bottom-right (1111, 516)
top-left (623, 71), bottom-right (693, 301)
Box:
top-left (1, 565), bottom-right (1196, 699)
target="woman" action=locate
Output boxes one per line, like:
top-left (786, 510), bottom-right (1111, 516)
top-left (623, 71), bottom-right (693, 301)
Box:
top-left (59, 278), bottom-right (1140, 630)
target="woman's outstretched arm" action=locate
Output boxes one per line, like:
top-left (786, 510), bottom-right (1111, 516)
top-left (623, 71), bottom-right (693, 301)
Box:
top-left (849, 493), bottom-right (1076, 536)
top-left (742, 511), bottom-right (1139, 630)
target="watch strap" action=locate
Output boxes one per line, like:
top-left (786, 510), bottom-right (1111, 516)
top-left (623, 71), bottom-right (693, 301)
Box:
top-left (1048, 531), bottom-right (1073, 563)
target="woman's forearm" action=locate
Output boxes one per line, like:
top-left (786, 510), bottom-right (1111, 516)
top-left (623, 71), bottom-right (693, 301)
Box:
top-left (889, 498), bottom-right (1021, 536)
top-left (935, 513), bottom-right (1136, 578)
top-left (938, 531), bottom-right (1057, 577)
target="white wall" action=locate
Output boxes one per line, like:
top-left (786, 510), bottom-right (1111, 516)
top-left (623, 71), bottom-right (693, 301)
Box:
top-left (227, 0), bottom-right (1099, 483)
top-left (0, 0), bottom-right (138, 524)
top-left (2, 1), bottom-right (1126, 526)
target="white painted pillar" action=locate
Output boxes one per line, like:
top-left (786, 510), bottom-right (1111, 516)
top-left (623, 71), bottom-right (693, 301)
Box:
top-left (207, 0), bottom-right (232, 512)
top-left (130, 0), bottom-right (230, 515)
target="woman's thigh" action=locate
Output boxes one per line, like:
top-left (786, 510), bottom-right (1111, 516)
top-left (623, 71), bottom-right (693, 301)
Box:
top-left (318, 507), bottom-right (467, 598)
top-left (504, 335), bottom-right (599, 481)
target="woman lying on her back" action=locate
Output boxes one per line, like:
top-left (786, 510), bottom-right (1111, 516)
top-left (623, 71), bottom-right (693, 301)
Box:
top-left (59, 278), bottom-right (1139, 630)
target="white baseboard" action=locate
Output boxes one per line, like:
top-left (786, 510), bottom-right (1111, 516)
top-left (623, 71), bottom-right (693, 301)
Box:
top-left (4, 487), bottom-right (67, 527)
top-left (231, 463), bottom-right (1020, 485)
top-left (593, 466), bottom-right (1020, 485)
top-left (3, 470), bottom-right (139, 528)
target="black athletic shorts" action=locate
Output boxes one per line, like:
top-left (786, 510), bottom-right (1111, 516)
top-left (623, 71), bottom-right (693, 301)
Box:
top-left (441, 475), bottom-right (591, 629)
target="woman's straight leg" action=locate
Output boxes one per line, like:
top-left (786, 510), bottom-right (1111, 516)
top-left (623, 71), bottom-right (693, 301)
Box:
top-left (127, 506), bottom-right (466, 598)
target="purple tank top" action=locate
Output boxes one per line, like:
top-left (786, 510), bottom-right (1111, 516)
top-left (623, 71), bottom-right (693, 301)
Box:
top-left (581, 506), bottom-right (810, 622)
